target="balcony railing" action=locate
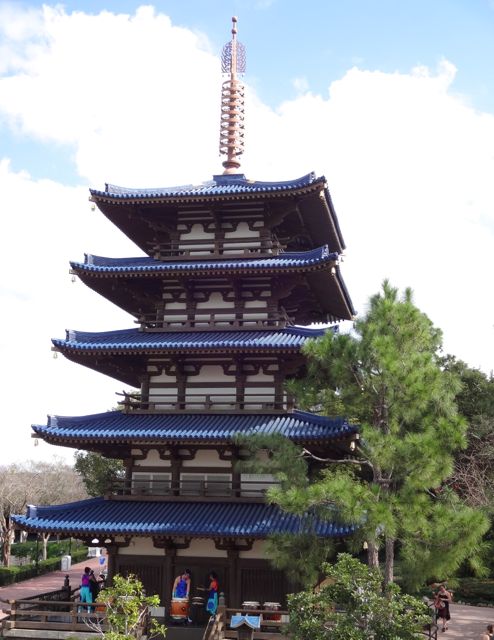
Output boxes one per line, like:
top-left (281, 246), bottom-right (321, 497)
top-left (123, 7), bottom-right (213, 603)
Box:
top-left (148, 236), bottom-right (285, 260)
top-left (117, 391), bottom-right (294, 413)
top-left (136, 307), bottom-right (291, 331)
top-left (108, 478), bottom-right (278, 500)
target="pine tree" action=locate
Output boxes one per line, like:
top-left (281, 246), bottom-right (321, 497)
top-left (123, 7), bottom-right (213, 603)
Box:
top-left (273, 281), bottom-right (489, 588)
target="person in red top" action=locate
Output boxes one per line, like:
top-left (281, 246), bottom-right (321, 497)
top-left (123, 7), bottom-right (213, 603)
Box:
top-left (206, 572), bottom-right (219, 616)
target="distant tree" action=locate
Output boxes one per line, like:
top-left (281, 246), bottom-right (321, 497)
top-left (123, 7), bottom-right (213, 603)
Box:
top-left (0, 465), bottom-right (35, 566)
top-left (0, 459), bottom-right (87, 565)
top-left (74, 451), bottom-right (125, 497)
top-left (31, 459), bottom-right (87, 559)
top-left (442, 357), bottom-right (494, 509)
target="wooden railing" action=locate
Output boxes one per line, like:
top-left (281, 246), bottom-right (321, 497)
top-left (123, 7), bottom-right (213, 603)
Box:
top-left (149, 236), bottom-right (285, 261)
top-left (118, 391), bottom-right (293, 413)
top-left (203, 611), bottom-right (224, 640)
top-left (204, 606), bottom-right (289, 640)
top-left (1, 598), bottom-right (109, 634)
top-left (108, 478), bottom-right (279, 500)
top-left (136, 307), bottom-right (291, 331)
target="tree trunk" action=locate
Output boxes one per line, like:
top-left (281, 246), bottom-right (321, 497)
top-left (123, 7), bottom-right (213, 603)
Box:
top-left (384, 536), bottom-right (395, 585)
top-left (2, 523), bottom-right (12, 567)
top-left (41, 533), bottom-right (51, 561)
top-left (367, 540), bottom-right (379, 568)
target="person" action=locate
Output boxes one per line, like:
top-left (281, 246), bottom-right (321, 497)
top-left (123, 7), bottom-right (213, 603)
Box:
top-left (89, 569), bottom-right (101, 602)
top-left (480, 624), bottom-right (494, 639)
top-left (79, 566), bottom-right (98, 613)
top-left (172, 569), bottom-right (191, 599)
top-left (434, 584), bottom-right (452, 632)
top-left (205, 571), bottom-right (219, 616)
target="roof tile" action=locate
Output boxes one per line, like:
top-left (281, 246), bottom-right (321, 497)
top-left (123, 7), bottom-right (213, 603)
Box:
top-left (14, 498), bottom-right (354, 539)
top-left (34, 410), bottom-right (357, 443)
top-left (53, 326), bottom-right (327, 352)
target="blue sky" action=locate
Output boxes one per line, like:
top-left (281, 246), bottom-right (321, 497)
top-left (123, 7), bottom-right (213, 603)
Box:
top-left (4, 1), bottom-right (494, 182)
top-left (1, 1), bottom-right (494, 462)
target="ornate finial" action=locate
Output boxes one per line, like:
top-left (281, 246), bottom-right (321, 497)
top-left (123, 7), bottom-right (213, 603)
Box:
top-left (219, 16), bottom-right (246, 174)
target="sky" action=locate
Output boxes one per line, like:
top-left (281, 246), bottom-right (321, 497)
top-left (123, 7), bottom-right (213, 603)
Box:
top-left (1, 0), bottom-right (494, 464)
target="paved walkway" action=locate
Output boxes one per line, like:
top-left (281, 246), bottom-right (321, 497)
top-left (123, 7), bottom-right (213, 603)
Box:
top-left (440, 603), bottom-right (494, 638)
top-left (0, 564), bottom-right (493, 635)
top-left (0, 556), bottom-right (104, 620)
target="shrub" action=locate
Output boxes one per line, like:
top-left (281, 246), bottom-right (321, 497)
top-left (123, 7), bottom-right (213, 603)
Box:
top-left (85, 574), bottom-right (166, 640)
top-left (0, 544), bottom-right (88, 586)
top-left (288, 554), bottom-right (430, 640)
top-left (454, 578), bottom-right (494, 605)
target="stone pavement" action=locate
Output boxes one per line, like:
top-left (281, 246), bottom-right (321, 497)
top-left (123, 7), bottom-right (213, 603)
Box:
top-left (0, 556), bottom-right (104, 620)
top-left (441, 603), bottom-right (494, 638)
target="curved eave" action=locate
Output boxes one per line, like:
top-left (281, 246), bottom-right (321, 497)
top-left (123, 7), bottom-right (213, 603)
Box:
top-left (52, 328), bottom-right (325, 356)
top-left (13, 498), bottom-right (355, 540)
top-left (54, 344), bottom-right (307, 356)
top-left (36, 434), bottom-right (356, 449)
top-left (32, 410), bottom-right (359, 448)
top-left (70, 255), bottom-right (354, 323)
top-left (89, 173), bottom-right (346, 255)
top-left (70, 254), bottom-right (340, 279)
top-left (89, 173), bottom-right (326, 205)
top-left (306, 265), bottom-right (356, 320)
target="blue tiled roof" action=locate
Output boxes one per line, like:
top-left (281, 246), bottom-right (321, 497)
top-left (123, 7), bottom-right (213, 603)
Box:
top-left (14, 497), bottom-right (354, 539)
top-left (90, 172), bottom-right (324, 201)
top-left (33, 410), bottom-right (357, 444)
top-left (52, 326), bottom-right (326, 352)
top-left (71, 245), bottom-right (338, 274)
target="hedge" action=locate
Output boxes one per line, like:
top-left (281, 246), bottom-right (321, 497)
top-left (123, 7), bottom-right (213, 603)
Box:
top-left (10, 539), bottom-right (84, 561)
top-left (0, 545), bottom-right (88, 587)
top-left (453, 578), bottom-right (494, 606)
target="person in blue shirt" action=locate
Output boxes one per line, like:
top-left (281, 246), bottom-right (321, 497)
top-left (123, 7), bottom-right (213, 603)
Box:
top-left (172, 569), bottom-right (191, 599)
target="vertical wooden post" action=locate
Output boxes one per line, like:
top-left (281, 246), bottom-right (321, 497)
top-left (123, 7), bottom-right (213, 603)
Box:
top-left (10, 600), bottom-right (17, 628)
top-left (227, 549), bottom-right (238, 607)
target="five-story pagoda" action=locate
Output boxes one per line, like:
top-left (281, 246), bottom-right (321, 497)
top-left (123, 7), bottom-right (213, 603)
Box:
top-left (14, 18), bottom-right (357, 609)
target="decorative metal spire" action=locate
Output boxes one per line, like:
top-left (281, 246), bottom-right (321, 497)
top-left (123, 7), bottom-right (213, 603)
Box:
top-left (219, 16), bottom-right (246, 174)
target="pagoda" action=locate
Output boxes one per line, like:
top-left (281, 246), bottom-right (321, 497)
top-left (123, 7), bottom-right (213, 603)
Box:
top-left (14, 19), bottom-right (357, 609)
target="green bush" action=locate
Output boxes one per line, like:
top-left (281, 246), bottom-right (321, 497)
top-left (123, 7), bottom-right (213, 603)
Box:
top-left (0, 544), bottom-right (88, 586)
top-left (288, 554), bottom-right (430, 640)
top-left (453, 578), bottom-right (494, 605)
top-left (11, 539), bottom-right (86, 562)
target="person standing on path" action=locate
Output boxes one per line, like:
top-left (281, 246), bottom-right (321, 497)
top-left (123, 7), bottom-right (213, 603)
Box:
top-left (434, 584), bottom-right (453, 632)
top-left (79, 566), bottom-right (98, 613)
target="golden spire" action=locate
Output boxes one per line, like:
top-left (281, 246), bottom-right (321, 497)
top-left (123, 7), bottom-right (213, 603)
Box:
top-left (219, 16), bottom-right (246, 174)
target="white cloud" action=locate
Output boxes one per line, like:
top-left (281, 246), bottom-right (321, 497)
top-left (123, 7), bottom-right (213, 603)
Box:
top-left (243, 62), bottom-right (494, 371)
top-left (0, 158), bottom-right (140, 463)
top-left (0, 5), bottom-right (220, 185)
top-left (1, 6), bottom-right (494, 463)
